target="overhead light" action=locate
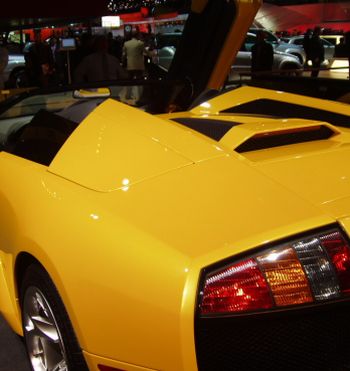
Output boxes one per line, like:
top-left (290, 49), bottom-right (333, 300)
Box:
top-left (102, 16), bottom-right (121, 28)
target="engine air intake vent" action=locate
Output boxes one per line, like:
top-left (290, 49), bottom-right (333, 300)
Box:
top-left (172, 118), bottom-right (240, 141)
top-left (235, 125), bottom-right (335, 153)
top-left (221, 99), bottom-right (350, 128)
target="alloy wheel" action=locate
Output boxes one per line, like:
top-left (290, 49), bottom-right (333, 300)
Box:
top-left (22, 286), bottom-right (68, 371)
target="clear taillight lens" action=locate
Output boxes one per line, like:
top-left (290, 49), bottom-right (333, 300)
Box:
top-left (199, 227), bottom-right (350, 316)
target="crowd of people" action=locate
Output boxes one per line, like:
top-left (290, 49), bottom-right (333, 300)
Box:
top-left (2, 24), bottom-right (350, 90)
top-left (16, 27), bottom-right (153, 89)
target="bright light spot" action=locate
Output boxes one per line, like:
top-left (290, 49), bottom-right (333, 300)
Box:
top-left (282, 119), bottom-right (288, 123)
top-left (265, 252), bottom-right (281, 262)
top-left (90, 213), bottom-right (99, 220)
top-left (200, 102), bottom-right (211, 109)
top-left (276, 91), bottom-right (284, 94)
top-left (214, 145), bottom-right (223, 151)
top-left (121, 186), bottom-right (129, 192)
top-left (184, 268), bottom-right (189, 273)
top-left (102, 16), bottom-right (121, 27)
top-left (122, 178), bottom-right (130, 186)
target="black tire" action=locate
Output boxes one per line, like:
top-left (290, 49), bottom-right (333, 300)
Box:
top-left (20, 264), bottom-right (89, 371)
top-left (280, 63), bottom-right (300, 76)
top-left (7, 68), bottom-right (26, 88)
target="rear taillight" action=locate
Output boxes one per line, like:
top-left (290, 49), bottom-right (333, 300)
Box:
top-left (199, 227), bottom-right (350, 316)
top-left (200, 259), bottom-right (273, 314)
top-left (321, 231), bottom-right (350, 294)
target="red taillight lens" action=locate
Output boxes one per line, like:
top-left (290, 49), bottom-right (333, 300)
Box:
top-left (200, 258), bottom-right (273, 314)
top-left (199, 227), bottom-right (350, 316)
top-left (321, 231), bottom-right (350, 294)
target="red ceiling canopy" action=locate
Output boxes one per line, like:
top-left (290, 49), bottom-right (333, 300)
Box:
top-left (0, 0), bottom-right (110, 18)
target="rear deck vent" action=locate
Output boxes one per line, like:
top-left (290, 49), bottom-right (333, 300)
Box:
top-left (221, 99), bottom-right (350, 128)
top-left (172, 118), bottom-right (239, 141)
top-left (235, 125), bottom-right (335, 153)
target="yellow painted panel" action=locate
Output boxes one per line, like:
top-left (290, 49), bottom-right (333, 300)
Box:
top-left (50, 99), bottom-right (226, 192)
top-left (191, 86), bottom-right (350, 116)
top-left (0, 150), bottom-right (333, 370)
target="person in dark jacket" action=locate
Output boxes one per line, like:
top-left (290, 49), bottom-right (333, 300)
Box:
top-left (344, 31), bottom-right (350, 79)
top-left (25, 29), bottom-right (54, 87)
top-left (302, 29), bottom-right (312, 66)
top-left (251, 30), bottom-right (274, 76)
top-left (308, 26), bottom-right (324, 78)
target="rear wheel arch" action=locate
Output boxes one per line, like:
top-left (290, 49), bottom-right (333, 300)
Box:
top-left (15, 252), bottom-right (41, 295)
top-left (15, 255), bottom-right (89, 370)
top-left (289, 52), bottom-right (303, 64)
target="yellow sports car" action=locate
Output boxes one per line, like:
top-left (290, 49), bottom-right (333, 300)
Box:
top-left (1, 1), bottom-right (350, 370)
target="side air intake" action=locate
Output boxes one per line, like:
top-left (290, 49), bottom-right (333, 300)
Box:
top-left (235, 125), bottom-right (335, 153)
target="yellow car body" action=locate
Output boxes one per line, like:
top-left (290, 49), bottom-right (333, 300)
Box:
top-left (1, 1), bottom-right (350, 371)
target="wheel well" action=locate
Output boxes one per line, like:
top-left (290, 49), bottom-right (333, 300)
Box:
top-left (280, 62), bottom-right (299, 70)
top-left (9, 66), bottom-right (25, 78)
top-left (15, 253), bottom-right (42, 297)
top-left (290, 53), bottom-right (303, 64)
top-left (10, 66), bottom-right (25, 75)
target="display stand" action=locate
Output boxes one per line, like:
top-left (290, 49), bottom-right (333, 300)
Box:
top-left (60, 38), bottom-right (76, 84)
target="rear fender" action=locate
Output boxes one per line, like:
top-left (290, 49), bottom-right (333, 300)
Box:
top-left (0, 251), bottom-right (22, 335)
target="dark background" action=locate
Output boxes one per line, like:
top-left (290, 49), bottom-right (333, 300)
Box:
top-left (0, 315), bottom-right (30, 371)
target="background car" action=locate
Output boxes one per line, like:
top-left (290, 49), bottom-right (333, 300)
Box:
top-left (321, 34), bottom-right (344, 46)
top-left (3, 54), bottom-right (25, 88)
top-left (153, 32), bottom-right (303, 77)
top-left (231, 32), bottom-right (303, 78)
top-left (282, 35), bottom-right (335, 65)
top-left (249, 27), bottom-right (306, 64)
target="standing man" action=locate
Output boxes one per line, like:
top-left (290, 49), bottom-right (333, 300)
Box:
top-left (74, 35), bottom-right (127, 83)
top-left (308, 26), bottom-right (324, 78)
top-left (344, 31), bottom-right (350, 79)
top-left (302, 29), bottom-right (312, 66)
top-left (123, 29), bottom-right (145, 79)
top-left (122, 29), bottom-right (145, 102)
top-left (25, 29), bottom-right (54, 87)
top-left (251, 30), bottom-right (274, 77)
top-left (0, 40), bottom-right (9, 89)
